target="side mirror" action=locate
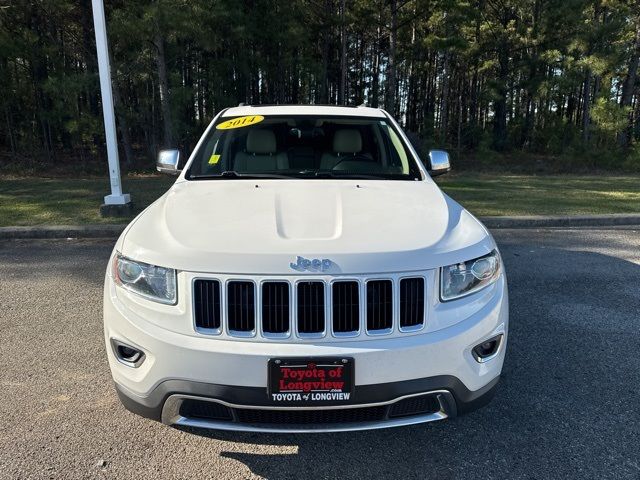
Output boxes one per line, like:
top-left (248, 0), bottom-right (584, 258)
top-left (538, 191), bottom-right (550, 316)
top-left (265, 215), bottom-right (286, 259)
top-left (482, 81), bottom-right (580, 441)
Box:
top-left (428, 150), bottom-right (450, 177)
top-left (156, 149), bottom-right (181, 175)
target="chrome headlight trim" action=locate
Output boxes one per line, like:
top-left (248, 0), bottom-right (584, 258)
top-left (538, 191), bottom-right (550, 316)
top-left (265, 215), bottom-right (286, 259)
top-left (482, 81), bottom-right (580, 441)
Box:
top-left (113, 253), bottom-right (178, 305)
top-left (440, 250), bottom-right (501, 302)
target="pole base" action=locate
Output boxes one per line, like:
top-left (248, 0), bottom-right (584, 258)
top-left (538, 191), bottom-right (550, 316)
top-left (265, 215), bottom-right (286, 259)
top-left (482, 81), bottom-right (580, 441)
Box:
top-left (100, 201), bottom-right (134, 217)
top-left (103, 193), bottom-right (131, 205)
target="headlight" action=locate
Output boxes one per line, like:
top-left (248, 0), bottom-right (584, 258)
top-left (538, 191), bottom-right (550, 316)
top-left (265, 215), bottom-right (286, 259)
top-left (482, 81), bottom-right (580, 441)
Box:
top-left (440, 250), bottom-right (500, 301)
top-left (113, 254), bottom-right (177, 305)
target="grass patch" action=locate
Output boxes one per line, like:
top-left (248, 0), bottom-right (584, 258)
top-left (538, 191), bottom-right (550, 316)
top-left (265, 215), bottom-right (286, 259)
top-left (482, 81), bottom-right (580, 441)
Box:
top-left (0, 173), bottom-right (639, 227)
top-left (435, 174), bottom-right (640, 216)
top-left (0, 175), bottom-right (175, 226)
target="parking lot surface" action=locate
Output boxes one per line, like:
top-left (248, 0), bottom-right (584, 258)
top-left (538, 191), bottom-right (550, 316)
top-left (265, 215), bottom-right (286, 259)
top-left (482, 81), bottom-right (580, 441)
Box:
top-left (0, 228), bottom-right (639, 479)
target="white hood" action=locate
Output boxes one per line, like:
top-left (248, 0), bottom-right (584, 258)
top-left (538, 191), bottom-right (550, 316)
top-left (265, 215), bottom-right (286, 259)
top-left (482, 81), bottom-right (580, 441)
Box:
top-left (121, 179), bottom-right (494, 274)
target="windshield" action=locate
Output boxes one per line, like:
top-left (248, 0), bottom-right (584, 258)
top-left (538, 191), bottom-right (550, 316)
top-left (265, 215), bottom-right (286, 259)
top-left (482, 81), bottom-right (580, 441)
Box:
top-left (186, 115), bottom-right (422, 180)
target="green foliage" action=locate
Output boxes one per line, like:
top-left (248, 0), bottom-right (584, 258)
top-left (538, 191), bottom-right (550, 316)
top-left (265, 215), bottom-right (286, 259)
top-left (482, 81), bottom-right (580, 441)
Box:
top-left (0, 0), bottom-right (639, 171)
top-left (591, 98), bottom-right (631, 137)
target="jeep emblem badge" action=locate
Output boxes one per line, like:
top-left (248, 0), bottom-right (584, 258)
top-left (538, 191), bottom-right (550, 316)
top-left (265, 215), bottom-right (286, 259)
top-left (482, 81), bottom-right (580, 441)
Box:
top-left (290, 256), bottom-right (333, 272)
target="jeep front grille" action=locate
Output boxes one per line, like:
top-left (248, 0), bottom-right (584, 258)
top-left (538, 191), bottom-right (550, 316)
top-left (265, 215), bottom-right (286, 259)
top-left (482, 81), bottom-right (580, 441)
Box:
top-left (332, 281), bottom-right (360, 334)
top-left (192, 274), bottom-right (427, 340)
top-left (399, 277), bottom-right (425, 330)
top-left (227, 281), bottom-right (255, 333)
top-left (193, 279), bottom-right (221, 331)
top-left (297, 281), bottom-right (325, 334)
top-left (366, 280), bottom-right (393, 332)
top-left (261, 282), bottom-right (290, 334)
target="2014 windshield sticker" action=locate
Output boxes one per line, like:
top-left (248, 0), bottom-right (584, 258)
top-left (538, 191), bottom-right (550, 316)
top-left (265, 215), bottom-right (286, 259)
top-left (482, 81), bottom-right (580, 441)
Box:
top-left (216, 115), bottom-right (264, 130)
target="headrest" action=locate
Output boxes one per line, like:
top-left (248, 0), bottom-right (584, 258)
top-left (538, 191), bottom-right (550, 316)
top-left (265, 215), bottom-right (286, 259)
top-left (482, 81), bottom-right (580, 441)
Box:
top-left (246, 130), bottom-right (276, 154)
top-left (333, 129), bottom-right (362, 153)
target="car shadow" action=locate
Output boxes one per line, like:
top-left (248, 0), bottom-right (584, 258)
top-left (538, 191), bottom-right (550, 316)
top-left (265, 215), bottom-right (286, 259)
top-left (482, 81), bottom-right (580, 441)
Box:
top-left (177, 243), bottom-right (640, 479)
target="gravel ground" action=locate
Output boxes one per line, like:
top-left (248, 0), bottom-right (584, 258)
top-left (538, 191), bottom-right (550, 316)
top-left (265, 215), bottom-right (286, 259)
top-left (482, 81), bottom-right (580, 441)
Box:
top-left (0, 228), bottom-right (639, 479)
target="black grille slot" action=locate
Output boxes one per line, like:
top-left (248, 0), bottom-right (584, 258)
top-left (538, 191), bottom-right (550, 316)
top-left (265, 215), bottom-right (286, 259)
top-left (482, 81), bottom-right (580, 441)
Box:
top-left (179, 399), bottom-right (233, 421)
top-left (235, 406), bottom-right (386, 425)
top-left (400, 277), bottom-right (425, 328)
top-left (262, 282), bottom-right (290, 334)
top-left (332, 281), bottom-right (360, 333)
top-left (366, 280), bottom-right (393, 331)
top-left (227, 281), bottom-right (255, 332)
top-left (193, 279), bottom-right (221, 330)
top-left (388, 394), bottom-right (440, 418)
top-left (297, 282), bottom-right (325, 334)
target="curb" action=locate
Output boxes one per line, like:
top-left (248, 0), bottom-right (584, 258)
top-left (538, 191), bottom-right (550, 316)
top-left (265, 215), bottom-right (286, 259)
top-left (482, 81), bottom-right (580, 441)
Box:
top-left (479, 214), bottom-right (640, 229)
top-left (0, 224), bottom-right (126, 239)
top-left (1, 214), bottom-right (639, 239)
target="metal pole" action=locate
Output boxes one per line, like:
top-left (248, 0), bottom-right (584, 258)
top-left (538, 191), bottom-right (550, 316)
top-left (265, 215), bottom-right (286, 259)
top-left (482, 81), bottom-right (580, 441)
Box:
top-left (92, 0), bottom-right (130, 206)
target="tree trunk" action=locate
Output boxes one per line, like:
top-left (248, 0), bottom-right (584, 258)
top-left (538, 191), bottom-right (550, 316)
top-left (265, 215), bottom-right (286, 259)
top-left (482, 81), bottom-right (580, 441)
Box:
top-left (618, 23), bottom-right (640, 147)
top-left (492, 46), bottom-right (509, 151)
top-left (4, 105), bottom-right (16, 158)
top-left (582, 70), bottom-right (592, 144)
top-left (197, 55), bottom-right (205, 123)
top-left (154, 28), bottom-right (174, 147)
top-left (405, 2), bottom-right (418, 130)
top-left (80, 0), bottom-right (99, 117)
top-left (339, 0), bottom-right (347, 105)
top-left (469, 3), bottom-right (481, 131)
top-left (423, 52), bottom-right (437, 137)
top-left (385, 0), bottom-right (397, 114)
top-left (440, 51), bottom-right (450, 143)
top-left (521, 62), bottom-right (537, 149)
top-left (319, 0), bottom-right (332, 104)
top-left (520, 0), bottom-right (541, 149)
top-left (111, 76), bottom-right (135, 168)
top-left (371, 19), bottom-right (381, 107)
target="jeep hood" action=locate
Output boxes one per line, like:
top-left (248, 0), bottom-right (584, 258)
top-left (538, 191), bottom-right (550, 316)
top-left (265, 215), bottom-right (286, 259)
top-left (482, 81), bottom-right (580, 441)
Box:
top-left (121, 179), bottom-right (495, 274)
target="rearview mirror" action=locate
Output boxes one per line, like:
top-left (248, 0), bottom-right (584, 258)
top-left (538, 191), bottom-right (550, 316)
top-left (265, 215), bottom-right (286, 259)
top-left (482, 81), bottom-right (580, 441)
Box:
top-left (156, 149), bottom-right (181, 175)
top-left (428, 150), bottom-right (450, 177)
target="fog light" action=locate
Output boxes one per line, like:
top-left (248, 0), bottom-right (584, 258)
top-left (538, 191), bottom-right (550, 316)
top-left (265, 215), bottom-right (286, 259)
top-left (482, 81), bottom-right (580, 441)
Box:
top-left (472, 334), bottom-right (503, 363)
top-left (111, 339), bottom-right (145, 367)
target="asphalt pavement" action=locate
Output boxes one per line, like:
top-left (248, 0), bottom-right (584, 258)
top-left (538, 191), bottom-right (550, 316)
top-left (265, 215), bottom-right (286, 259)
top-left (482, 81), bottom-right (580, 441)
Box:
top-left (0, 228), bottom-right (639, 479)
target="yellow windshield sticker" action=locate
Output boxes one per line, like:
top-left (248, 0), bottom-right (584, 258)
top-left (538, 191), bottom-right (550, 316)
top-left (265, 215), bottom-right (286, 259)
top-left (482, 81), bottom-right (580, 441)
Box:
top-left (216, 115), bottom-right (264, 130)
top-left (208, 154), bottom-right (221, 165)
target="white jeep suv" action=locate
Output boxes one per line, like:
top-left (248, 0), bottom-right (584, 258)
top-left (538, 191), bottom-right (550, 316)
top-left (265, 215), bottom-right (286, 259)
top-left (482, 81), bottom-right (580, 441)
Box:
top-left (103, 105), bottom-right (508, 433)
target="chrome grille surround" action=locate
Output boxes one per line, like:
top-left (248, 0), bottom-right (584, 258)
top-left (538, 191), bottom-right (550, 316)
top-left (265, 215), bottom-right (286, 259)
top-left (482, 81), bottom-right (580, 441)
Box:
top-left (162, 390), bottom-right (452, 433)
top-left (331, 280), bottom-right (361, 337)
top-left (226, 280), bottom-right (257, 337)
top-left (399, 277), bottom-right (427, 332)
top-left (260, 281), bottom-right (291, 338)
top-left (365, 279), bottom-right (394, 335)
top-left (296, 281), bottom-right (326, 337)
top-left (190, 271), bottom-right (431, 342)
top-left (193, 279), bottom-right (222, 334)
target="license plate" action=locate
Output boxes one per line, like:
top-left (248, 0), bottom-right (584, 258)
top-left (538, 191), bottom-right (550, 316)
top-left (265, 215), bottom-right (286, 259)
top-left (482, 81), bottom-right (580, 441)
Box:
top-left (268, 357), bottom-right (354, 404)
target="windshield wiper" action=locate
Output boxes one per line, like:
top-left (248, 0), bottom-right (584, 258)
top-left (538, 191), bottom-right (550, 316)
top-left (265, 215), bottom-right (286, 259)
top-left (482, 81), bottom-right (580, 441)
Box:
top-left (189, 170), bottom-right (398, 180)
top-left (295, 170), bottom-right (392, 180)
top-left (190, 171), bottom-right (295, 180)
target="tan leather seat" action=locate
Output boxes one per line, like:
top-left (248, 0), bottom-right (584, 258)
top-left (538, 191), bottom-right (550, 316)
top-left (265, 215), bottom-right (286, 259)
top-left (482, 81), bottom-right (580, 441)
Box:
top-left (320, 129), bottom-right (366, 170)
top-left (234, 130), bottom-right (289, 172)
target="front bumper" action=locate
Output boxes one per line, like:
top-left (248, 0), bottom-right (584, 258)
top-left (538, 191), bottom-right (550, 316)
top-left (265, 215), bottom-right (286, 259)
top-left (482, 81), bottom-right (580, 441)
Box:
top-left (115, 374), bottom-right (499, 433)
top-left (104, 271), bottom-right (508, 432)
